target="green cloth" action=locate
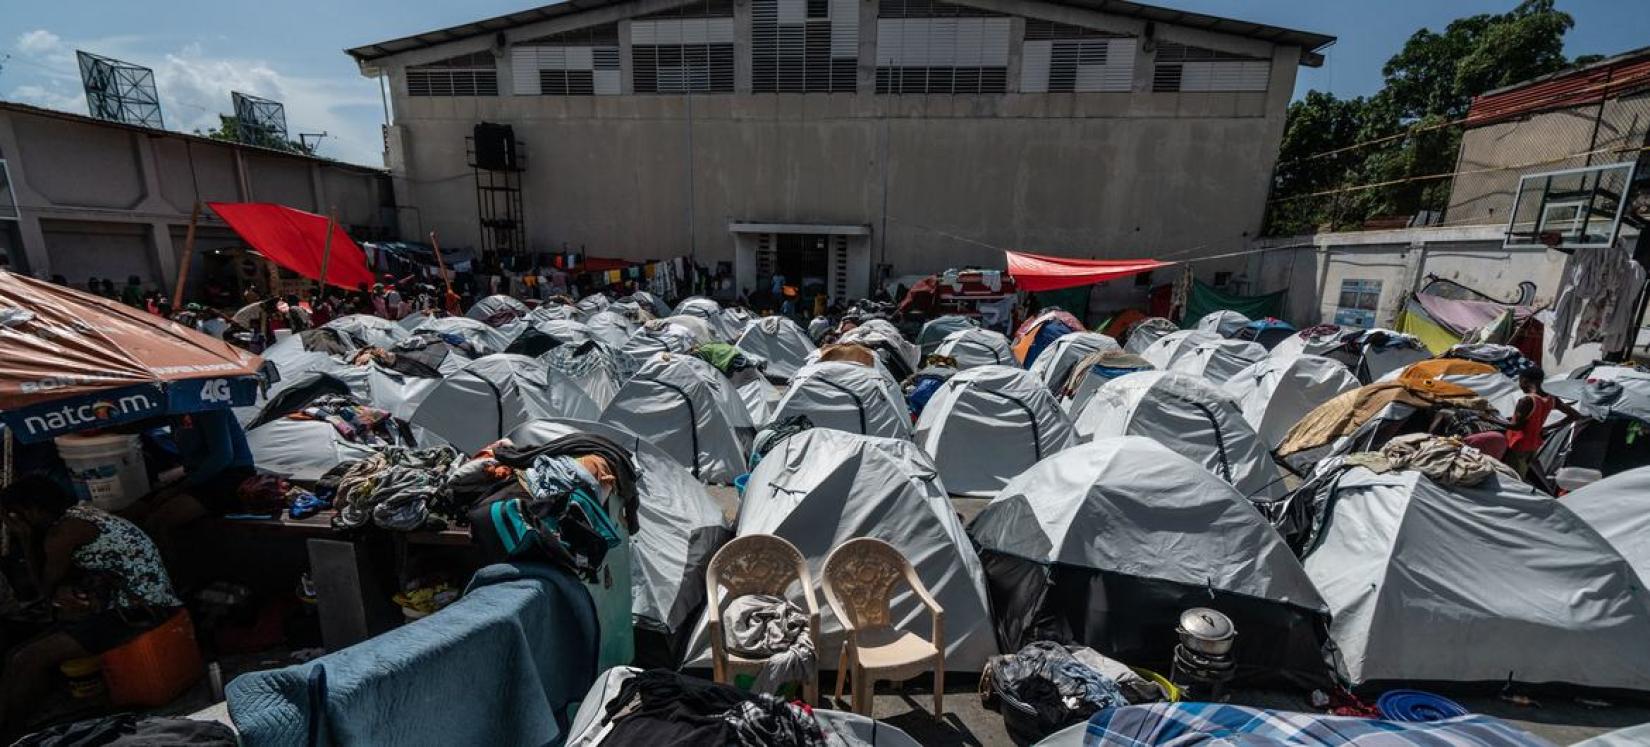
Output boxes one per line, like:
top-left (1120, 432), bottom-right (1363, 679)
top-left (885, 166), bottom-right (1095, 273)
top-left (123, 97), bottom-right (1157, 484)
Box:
top-left (1034, 287), bottom-right (1091, 324)
top-left (1179, 280), bottom-right (1284, 328)
top-left (693, 342), bottom-right (743, 374)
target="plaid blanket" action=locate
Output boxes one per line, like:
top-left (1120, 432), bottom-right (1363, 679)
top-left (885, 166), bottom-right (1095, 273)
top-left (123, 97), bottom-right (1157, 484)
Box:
top-left (1082, 703), bottom-right (1554, 746)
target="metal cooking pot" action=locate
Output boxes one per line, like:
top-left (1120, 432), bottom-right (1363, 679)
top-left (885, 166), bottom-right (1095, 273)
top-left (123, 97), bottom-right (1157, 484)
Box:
top-left (1176, 607), bottom-right (1236, 656)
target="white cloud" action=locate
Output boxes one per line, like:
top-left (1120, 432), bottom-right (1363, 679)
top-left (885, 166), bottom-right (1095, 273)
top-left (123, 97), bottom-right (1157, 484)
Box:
top-left (9, 83), bottom-right (83, 114)
top-left (16, 29), bottom-right (63, 56)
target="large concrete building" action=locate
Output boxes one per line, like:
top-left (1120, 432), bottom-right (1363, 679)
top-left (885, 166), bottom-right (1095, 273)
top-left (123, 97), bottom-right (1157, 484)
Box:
top-left (0, 101), bottom-right (394, 295)
top-left (349, 0), bottom-right (1331, 299)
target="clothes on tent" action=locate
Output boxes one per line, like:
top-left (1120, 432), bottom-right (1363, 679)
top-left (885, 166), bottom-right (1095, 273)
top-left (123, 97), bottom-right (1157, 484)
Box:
top-left (1444, 343), bottom-right (1537, 378)
top-left (495, 433), bottom-right (641, 532)
top-left (11, 714), bottom-right (237, 746)
top-left (1075, 703), bottom-right (1552, 747)
top-left (904, 365), bottom-right (957, 418)
top-left (750, 415), bottom-right (815, 469)
top-left (332, 446), bottom-right (462, 530)
top-left (288, 394), bottom-right (400, 445)
top-left (695, 341), bottom-right (764, 376)
top-left (1549, 244), bottom-right (1645, 356)
top-left (599, 669), bottom-right (826, 746)
top-left (722, 593), bottom-right (818, 695)
top-left (1342, 433), bottom-right (1519, 487)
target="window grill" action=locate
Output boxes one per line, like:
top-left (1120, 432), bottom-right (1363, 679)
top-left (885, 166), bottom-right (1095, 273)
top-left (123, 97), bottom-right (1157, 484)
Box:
top-left (875, 0), bottom-right (1008, 94)
top-left (1151, 42), bottom-right (1268, 92)
top-left (751, 0), bottom-right (858, 93)
top-left (632, 0), bottom-right (737, 93)
top-left (407, 51), bottom-right (499, 97)
top-left (513, 24), bottom-right (622, 95)
top-left (1020, 20), bottom-right (1135, 93)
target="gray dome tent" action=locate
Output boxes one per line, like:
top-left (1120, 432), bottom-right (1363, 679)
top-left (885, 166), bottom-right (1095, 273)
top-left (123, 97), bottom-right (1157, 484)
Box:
top-left (1222, 355), bottom-right (1359, 450)
top-left (970, 436), bottom-right (1332, 686)
top-left (917, 314), bottom-right (978, 358)
top-left (409, 315), bottom-right (512, 356)
top-left (245, 417), bottom-right (387, 483)
top-left (671, 296), bottom-right (740, 343)
top-left (323, 314), bottom-right (409, 350)
top-left (914, 365), bottom-right (1075, 497)
top-left (601, 352), bottom-right (750, 483)
top-left (685, 428), bottom-right (999, 671)
top-left (1122, 316), bottom-right (1178, 355)
top-left (619, 319), bottom-right (700, 368)
top-left (1194, 310), bottom-right (1251, 337)
top-left (1062, 351), bottom-right (1155, 416)
top-left (1301, 467), bottom-right (1650, 691)
top-left (1027, 332), bottom-right (1120, 393)
top-left (409, 354), bottom-right (600, 454)
top-left (1137, 330), bottom-right (1220, 370)
top-left (584, 310), bottom-right (638, 349)
top-left (466, 294), bottom-right (529, 324)
top-left (768, 360), bottom-right (912, 439)
top-left (1074, 370), bottom-right (1283, 502)
top-left (508, 418), bottom-right (732, 668)
top-left (1168, 338), bottom-right (1268, 385)
top-left (932, 328), bottom-right (1014, 370)
top-left (733, 316), bottom-right (816, 382)
top-left (1563, 466), bottom-right (1650, 584)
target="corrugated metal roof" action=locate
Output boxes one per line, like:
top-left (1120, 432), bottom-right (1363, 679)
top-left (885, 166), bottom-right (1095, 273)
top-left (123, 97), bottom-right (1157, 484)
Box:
top-left (345, 0), bottom-right (1334, 67)
top-left (1466, 46), bottom-right (1650, 127)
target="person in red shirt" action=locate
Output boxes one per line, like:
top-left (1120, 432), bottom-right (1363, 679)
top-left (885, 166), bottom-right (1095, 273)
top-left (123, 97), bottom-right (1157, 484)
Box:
top-left (1504, 368), bottom-right (1580, 480)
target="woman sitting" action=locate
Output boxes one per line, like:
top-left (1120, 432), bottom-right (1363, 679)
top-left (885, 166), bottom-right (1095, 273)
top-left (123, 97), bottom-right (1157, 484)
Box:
top-left (0, 475), bottom-right (182, 737)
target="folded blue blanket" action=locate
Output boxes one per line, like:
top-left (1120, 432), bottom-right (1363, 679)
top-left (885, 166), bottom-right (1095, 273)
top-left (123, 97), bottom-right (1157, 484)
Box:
top-left (227, 562), bottom-right (598, 747)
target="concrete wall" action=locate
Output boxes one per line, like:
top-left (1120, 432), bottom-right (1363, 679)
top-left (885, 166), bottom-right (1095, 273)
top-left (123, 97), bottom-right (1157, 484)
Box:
top-left (1446, 90), bottom-right (1650, 226)
top-left (0, 104), bottom-right (394, 298)
top-left (372, 0), bottom-right (1305, 297)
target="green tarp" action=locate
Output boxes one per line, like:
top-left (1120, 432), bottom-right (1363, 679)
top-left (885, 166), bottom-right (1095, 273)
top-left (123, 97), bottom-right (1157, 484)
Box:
top-left (1179, 280), bottom-right (1285, 328)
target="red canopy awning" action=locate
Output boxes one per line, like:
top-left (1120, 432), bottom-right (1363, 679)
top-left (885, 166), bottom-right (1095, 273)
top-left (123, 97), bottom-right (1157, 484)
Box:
top-left (208, 202), bottom-right (377, 290)
top-left (1004, 250), bottom-right (1170, 292)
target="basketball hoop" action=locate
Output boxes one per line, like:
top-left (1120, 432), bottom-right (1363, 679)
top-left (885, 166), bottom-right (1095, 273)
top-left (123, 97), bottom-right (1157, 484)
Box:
top-left (1539, 231), bottom-right (1563, 249)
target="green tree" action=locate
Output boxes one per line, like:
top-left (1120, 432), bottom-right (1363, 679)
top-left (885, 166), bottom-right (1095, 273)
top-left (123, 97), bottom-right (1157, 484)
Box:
top-left (1266, 0), bottom-right (1579, 235)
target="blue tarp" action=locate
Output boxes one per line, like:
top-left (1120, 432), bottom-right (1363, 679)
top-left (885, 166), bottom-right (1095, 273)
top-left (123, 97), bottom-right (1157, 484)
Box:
top-left (227, 562), bottom-right (598, 747)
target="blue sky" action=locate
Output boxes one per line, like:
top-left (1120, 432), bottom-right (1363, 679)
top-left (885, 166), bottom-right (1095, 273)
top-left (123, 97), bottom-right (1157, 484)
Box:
top-left (3, 0), bottom-right (1645, 166)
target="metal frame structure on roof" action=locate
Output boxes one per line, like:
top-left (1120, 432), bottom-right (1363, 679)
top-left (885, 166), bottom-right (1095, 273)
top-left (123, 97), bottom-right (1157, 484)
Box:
top-left (231, 92), bottom-right (290, 149)
top-left (77, 50), bottom-right (165, 128)
top-left (345, 0), bottom-right (1334, 67)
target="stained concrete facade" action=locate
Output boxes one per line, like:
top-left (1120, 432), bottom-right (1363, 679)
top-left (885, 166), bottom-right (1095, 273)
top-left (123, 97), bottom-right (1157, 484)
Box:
top-left (354, 0), bottom-right (1328, 298)
top-left (0, 101), bottom-right (393, 295)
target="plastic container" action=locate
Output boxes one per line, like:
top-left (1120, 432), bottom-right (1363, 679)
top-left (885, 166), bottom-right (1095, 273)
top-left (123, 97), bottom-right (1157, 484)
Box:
top-left (60, 656), bottom-right (104, 699)
top-left (55, 433), bottom-right (151, 511)
top-left (102, 609), bottom-right (204, 708)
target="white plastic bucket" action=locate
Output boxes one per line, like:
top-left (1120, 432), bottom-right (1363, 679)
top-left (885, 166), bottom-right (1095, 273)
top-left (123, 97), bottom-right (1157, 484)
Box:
top-left (55, 433), bottom-right (151, 511)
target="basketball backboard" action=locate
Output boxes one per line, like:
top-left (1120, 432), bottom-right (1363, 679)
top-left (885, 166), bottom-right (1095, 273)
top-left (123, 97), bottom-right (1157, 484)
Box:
top-left (1504, 161), bottom-right (1636, 250)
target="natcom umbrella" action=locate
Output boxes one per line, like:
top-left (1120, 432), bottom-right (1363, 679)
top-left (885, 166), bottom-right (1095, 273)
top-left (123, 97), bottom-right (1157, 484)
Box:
top-left (0, 271), bottom-right (263, 441)
top-left (208, 202), bottom-right (376, 290)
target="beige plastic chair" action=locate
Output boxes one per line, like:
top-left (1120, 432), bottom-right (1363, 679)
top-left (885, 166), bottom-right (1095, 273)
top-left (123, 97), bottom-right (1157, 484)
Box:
top-left (704, 533), bottom-right (821, 704)
top-left (821, 537), bottom-right (945, 717)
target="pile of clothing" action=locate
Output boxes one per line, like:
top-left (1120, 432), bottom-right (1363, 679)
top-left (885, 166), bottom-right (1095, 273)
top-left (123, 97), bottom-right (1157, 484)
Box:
top-left (984, 641), bottom-right (1164, 739)
top-left (597, 670), bottom-right (825, 746)
top-left (750, 415), bottom-right (814, 471)
top-left (903, 361), bottom-right (958, 418)
top-left (332, 446), bottom-right (462, 531)
top-left (1444, 343), bottom-right (1536, 378)
top-left (1344, 433), bottom-right (1520, 488)
top-left (289, 394), bottom-right (402, 445)
top-left (722, 594), bottom-right (816, 695)
top-left (694, 342), bottom-right (766, 376)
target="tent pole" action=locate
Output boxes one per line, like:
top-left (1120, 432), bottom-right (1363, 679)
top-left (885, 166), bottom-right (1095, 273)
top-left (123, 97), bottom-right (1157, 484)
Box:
top-left (171, 202), bottom-right (201, 307)
top-left (429, 230), bottom-right (453, 296)
top-left (317, 206), bottom-right (337, 295)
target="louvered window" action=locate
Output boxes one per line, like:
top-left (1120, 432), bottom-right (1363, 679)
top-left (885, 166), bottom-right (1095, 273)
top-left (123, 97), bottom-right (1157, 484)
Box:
top-left (1152, 42), bottom-right (1268, 92)
top-left (752, 0), bottom-right (858, 93)
top-left (755, 234), bottom-right (777, 280)
top-left (829, 235), bottom-right (849, 301)
top-left (513, 24), bottom-right (622, 95)
top-left (632, 0), bottom-right (736, 93)
top-left (1020, 20), bottom-right (1134, 93)
top-left (406, 51), bottom-right (499, 97)
top-left (875, 0), bottom-right (1009, 94)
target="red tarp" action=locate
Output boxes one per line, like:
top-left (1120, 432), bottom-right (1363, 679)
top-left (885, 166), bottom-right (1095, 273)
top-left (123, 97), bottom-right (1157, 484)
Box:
top-left (1004, 250), bottom-right (1170, 292)
top-left (208, 202), bottom-right (376, 290)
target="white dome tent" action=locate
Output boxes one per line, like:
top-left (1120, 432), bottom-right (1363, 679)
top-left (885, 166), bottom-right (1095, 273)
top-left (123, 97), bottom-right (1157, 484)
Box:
top-left (1122, 317), bottom-right (1178, 355)
top-left (542, 341), bottom-right (631, 410)
top-left (931, 328), bottom-right (1014, 370)
top-left (620, 319), bottom-right (701, 368)
top-left (1301, 467), bottom-right (1650, 691)
top-left (685, 429), bottom-right (998, 672)
top-left (577, 293), bottom-right (611, 316)
top-left (507, 418), bottom-right (733, 668)
top-left (914, 366), bottom-right (1075, 497)
top-left (917, 314), bottom-right (978, 358)
top-left (1194, 310), bottom-right (1251, 337)
top-left (839, 319), bottom-right (920, 373)
top-left (671, 296), bottom-right (740, 342)
top-left (408, 316), bottom-right (513, 356)
top-left (970, 437), bottom-right (1332, 685)
top-left (409, 354), bottom-right (601, 454)
top-left (1074, 371), bottom-right (1283, 502)
top-left (245, 418), bottom-right (387, 483)
top-left (733, 316), bottom-right (817, 382)
top-left (1137, 330), bottom-right (1220, 370)
top-left (1168, 338), bottom-right (1268, 385)
top-left (768, 360), bottom-right (912, 440)
top-left (601, 353), bottom-right (750, 483)
top-left (1026, 332), bottom-right (1120, 393)
top-left (1061, 351), bottom-right (1155, 416)
top-left (1222, 355), bottom-right (1360, 449)
top-left (1553, 466), bottom-right (1650, 584)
